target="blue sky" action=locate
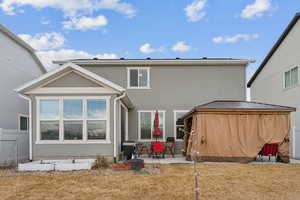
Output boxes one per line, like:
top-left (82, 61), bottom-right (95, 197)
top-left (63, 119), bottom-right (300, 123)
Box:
top-left (0, 0), bottom-right (300, 80)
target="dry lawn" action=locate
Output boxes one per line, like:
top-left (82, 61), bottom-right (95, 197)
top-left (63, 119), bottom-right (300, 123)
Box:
top-left (1, 163), bottom-right (300, 200)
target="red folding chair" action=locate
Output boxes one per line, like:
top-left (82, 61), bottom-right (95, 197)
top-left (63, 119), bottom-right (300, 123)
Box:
top-left (258, 143), bottom-right (279, 161)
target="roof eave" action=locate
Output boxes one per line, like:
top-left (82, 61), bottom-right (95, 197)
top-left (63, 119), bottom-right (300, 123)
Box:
top-left (53, 59), bottom-right (255, 66)
top-left (247, 12), bottom-right (300, 88)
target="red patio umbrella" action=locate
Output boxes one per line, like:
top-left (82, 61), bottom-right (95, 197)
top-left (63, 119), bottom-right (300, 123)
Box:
top-left (153, 110), bottom-right (161, 142)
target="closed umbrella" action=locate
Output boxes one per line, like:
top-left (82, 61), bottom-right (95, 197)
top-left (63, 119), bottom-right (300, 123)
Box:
top-left (153, 110), bottom-right (161, 142)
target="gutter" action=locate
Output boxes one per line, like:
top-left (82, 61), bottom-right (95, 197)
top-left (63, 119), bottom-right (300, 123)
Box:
top-left (113, 92), bottom-right (126, 163)
top-left (17, 93), bottom-right (33, 161)
top-left (53, 59), bottom-right (256, 66)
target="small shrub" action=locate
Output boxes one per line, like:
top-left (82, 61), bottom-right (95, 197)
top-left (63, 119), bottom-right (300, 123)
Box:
top-left (92, 156), bottom-right (110, 170)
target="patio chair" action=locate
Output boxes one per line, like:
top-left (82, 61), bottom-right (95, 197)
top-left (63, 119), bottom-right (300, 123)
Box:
top-left (135, 143), bottom-right (151, 158)
top-left (258, 143), bottom-right (279, 161)
top-left (164, 137), bottom-right (176, 158)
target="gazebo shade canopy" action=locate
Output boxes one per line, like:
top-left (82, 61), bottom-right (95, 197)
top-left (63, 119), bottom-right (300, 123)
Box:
top-left (182, 101), bottom-right (296, 163)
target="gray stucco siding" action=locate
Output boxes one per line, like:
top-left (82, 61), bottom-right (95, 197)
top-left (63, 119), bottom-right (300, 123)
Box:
top-left (0, 31), bottom-right (44, 129)
top-left (251, 19), bottom-right (300, 158)
top-left (83, 65), bottom-right (246, 152)
top-left (29, 94), bottom-right (117, 160)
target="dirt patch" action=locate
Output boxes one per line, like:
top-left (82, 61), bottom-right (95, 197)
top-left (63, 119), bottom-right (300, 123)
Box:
top-left (1, 163), bottom-right (300, 200)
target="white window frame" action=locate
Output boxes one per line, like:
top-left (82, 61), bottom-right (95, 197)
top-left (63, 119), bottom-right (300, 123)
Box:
top-left (173, 110), bottom-right (189, 141)
top-left (36, 96), bottom-right (111, 144)
top-left (127, 67), bottom-right (150, 89)
top-left (138, 110), bottom-right (166, 142)
top-left (284, 66), bottom-right (299, 89)
top-left (18, 114), bottom-right (29, 132)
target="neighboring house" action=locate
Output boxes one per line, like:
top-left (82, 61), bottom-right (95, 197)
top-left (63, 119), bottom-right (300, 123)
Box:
top-left (0, 24), bottom-right (46, 132)
top-left (248, 12), bottom-right (300, 159)
top-left (16, 58), bottom-right (253, 161)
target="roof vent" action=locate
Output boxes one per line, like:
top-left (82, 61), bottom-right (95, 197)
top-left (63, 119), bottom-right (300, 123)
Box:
top-left (146, 57), bottom-right (151, 60)
top-left (175, 57), bottom-right (180, 59)
top-left (120, 57), bottom-right (125, 60)
top-left (93, 57), bottom-right (98, 60)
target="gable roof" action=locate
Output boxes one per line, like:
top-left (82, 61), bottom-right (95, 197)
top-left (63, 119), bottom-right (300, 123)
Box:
top-left (247, 12), bottom-right (300, 87)
top-left (15, 62), bottom-right (125, 94)
top-left (193, 100), bottom-right (296, 111)
top-left (0, 24), bottom-right (46, 73)
top-left (53, 58), bottom-right (255, 66)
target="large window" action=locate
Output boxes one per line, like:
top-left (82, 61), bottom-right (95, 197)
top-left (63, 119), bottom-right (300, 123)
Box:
top-left (174, 111), bottom-right (188, 141)
top-left (285, 67), bottom-right (298, 88)
top-left (127, 67), bottom-right (150, 89)
top-left (37, 97), bottom-right (110, 144)
top-left (18, 114), bottom-right (29, 132)
top-left (138, 111), bottom-right (165, 141)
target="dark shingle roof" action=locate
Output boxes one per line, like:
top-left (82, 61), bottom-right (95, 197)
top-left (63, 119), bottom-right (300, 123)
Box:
top-left (247, 12), bottom-right (300, 87)
top-left (194, 100), bottom-right (296, 111)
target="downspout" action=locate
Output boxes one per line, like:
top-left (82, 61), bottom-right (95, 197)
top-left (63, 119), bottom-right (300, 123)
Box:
top-left (113, 91), bottom-right (126, 163)
top-left (18, 94), bottom-right (32, 161)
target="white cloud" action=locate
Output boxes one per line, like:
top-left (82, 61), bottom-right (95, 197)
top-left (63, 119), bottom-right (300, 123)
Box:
top-left (172, 41), bottom-right (191, 52)
top-left (36, 49), bottom-right (118, 70)
top-left (63, 15), bottom-right (108, 30)
top-left (0, 0), bottom-right (136, 17)
top-left (212, 34), bottom-right (259, 44)
top-left (18, 32), bottom-right (65, 51)
top-left (184, 0), bottom-right (206, 22)
top-left (41, 17), bottom-right (51, 25)
top-left (241, 0), bottom-right (272, 19)
top-left (139, 43), bottom-right (163, 54)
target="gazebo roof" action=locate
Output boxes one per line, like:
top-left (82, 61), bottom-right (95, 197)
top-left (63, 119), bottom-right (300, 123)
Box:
top-left (194, 100), bottom-right (296, 111)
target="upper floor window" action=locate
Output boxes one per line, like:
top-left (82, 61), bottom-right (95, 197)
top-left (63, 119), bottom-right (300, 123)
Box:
top-left (127, 67), bottom-right (150, 89)
top-left (285, 67), bottom-right (298, 88)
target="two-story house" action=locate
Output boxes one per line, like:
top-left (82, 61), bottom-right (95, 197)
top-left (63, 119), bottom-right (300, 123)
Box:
top-left (248, 13), bottom-right (300, 159)
top-left (16, 58), bottom-right (253, 161)
top-left (0, 24), bottom-right (46, 133)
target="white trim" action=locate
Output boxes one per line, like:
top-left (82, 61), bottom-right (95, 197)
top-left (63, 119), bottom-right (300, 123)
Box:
top-left (36, 96), bottom-right (111, 144)
top-left (127, 67), bottom-right (150, 89)
top-left (18, 114), bottom-right (29, 132)
top-left (173, 110), bottom-right (189, 141)
top-left (15, 62), bottom-right (125, 94)
top-left (26, 87), bottom-right (119, 95)
top-left (137, 110), bottom-right (166, 142)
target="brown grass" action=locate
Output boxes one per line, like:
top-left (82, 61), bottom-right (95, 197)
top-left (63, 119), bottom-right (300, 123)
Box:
top-left (1, 163), bottom-right (300, 200)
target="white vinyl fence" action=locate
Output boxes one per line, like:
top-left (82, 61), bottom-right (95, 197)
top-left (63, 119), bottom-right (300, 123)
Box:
top-left (0, 128), bottom-right (29, 167)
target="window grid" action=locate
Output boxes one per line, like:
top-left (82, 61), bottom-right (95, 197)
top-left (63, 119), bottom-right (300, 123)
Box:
top-left (36, 96), bottom-right (110, 144)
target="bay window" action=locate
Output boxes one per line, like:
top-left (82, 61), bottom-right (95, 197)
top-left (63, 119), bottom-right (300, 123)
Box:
top-left (37, 97), bottom-right (110, 144)
top-left (138, 110), bottom-right (165, 141)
